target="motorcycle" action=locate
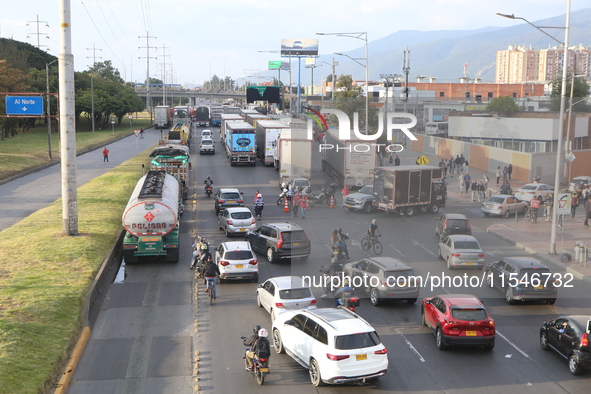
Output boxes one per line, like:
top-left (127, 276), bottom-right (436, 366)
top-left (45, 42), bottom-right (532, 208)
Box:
top-left (241, 337), bottom-right (269, 385)
top-left (205, 185), bottom-right (212, 198)
top-left (308, 188), bottom-right (331, 207)
top-left (338, 296), bottom-right (360, 312)
top-left (277, 188), bottom-right (289, 205)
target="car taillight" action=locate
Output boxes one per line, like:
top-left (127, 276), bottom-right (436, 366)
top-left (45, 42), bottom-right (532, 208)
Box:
top-left (581, 333), bottom-right (589, 347)
top-left (497, 206), bottom-right (503, 209)
top-left (217, 200), bottom-right (225, 204)
top-left (452, 253), bottom-right (461, 257)
top-left (528, 191), bottom-right (535, 194)
top-left (251, 218), bottom-right (256, 224)
top-left (478, 253), bottom-right (485, 258)
top-left (277, 234), bottom-right (284, 249)
top-left (310, 299), bottom-right (317, 306)
top-left (467, 222), bottom-right (472, 231)
top-left (220, 261), bottom-right (230, 266)
top-left (374, 348), bottom-right (388, 355)
top-left (275, 302), bottom-right (285, 309)
top-left (326, 353), bottom-right (350, 361)
top-left (237, 199), bottom-right (244, 203)
top-left (248, 259), bottom-right (257, 265)
top-left (227, 220), bottom-right (233, 225)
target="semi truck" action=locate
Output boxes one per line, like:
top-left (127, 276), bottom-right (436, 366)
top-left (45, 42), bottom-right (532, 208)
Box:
top-left (122, 170), bottom-right (182, 263)
top-left (154, 105), bottom-right (171, 129)
top-left (255, 120), bottom-right (289, 166)
top-left (163, 124), bottom-right (191, 146)
top-left (149, 145), bottom-right (190, 199)
top-left (172, 106), bottom-right (192, 127)
top-left (245, 113), bottom-right (271, 129)
top-left (372, 165), bottom-right (447, 216)
top-left (321, 129), bottom-right (376, 188)
top-left (220, 114), bottom-right (243, 147)
top-left (195, 106), bottom-right (211, 126)
top-left (210, 106), bottom-right (224, 127)
top-left (223, 106), bottom-right (241, 115)
top-left (224, 121), bottom-right (257, 166)
top-left (274, 127), bottom-right (312, 183)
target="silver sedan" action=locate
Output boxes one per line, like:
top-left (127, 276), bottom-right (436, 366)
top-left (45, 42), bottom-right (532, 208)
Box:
top-left (438, 235), bottom-right (485, 270)
top-left (481, 195), bottom-right (527, 218)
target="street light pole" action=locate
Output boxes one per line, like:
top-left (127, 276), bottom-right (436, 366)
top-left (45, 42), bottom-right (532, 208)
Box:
top-left (317, 32), bottom-right (369, 132)
top-left (498, 0), bottom-right (571, 255)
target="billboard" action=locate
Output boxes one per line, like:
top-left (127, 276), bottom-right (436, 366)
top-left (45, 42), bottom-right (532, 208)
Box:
top-left (268, 61), bottom-right (291, 70)
top-left (281, 39), bottom-right (319, 56)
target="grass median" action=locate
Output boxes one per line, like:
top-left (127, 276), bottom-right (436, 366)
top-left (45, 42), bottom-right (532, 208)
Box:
top-left (0, 150), bottom-right (152, 393)
top-left (0, 117), bottom-right (153, 181)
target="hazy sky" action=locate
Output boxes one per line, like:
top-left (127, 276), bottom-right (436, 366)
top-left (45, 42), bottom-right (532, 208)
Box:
top-left (1, 1), bottom-right (588, 86)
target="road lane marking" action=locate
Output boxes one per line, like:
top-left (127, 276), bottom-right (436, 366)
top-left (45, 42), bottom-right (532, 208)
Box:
top-left (412, 239), bottom-right (437, 257)
top-left (395, 328), bottom-right (426, 363)
top-left (389, 243), bottom-right (406, 257)
top-left (496, 331), bottom-right (532, 360)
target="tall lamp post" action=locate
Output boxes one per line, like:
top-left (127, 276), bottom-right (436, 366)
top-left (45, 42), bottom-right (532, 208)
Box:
top-left (497, 0), bottom-right (571, 255)
top-left (321, 59), bottom-right (338, 106)
top-left (565, 75), bottom-right (586, 181)
top-left (317, 32), bottom-right (369, 133)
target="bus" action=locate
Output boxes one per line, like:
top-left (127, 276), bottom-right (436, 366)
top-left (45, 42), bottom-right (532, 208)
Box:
top-left (425, 122), bottom-right (448, 136)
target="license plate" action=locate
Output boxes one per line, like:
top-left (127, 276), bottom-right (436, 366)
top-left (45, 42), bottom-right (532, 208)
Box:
top-left (239, 228), bottom-right (246, 232)
top-left (466, 331), bottom-right (477, 336)
top-left (228, 200), bottom-right (235, 204)
top-left (487, 204), bottom-right (493, 208)
top-left (292, 242), bottom-right (301, 247)
top-left (356, 354), bottom-right (367, 361)
top-left (465, 262), bottom-right (473, 265)
top-left (236, 264), bottom-right (244, 269)
top-left (259, 367), bottom-right (269, 373)
top-left (534, 285), bottom-right (543, 290)
top-left (347, 204), bottom-right (353, 208)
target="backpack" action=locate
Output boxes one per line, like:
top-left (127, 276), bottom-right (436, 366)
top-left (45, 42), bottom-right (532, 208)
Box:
top-left (254, 338), bottom-right (271, 359)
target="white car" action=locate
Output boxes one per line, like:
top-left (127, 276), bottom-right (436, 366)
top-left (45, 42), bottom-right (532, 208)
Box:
top-left (272, 308), bottom-right (388, 386)
top-left (569, 176), bottom-right (591, 192)
top-left (217, 207), bottom-right (256, 236)
top-left (201, 129), bottom-right (212, 139)
top-left (199, 138), bottom-right (215, 154)
top-left (514, 183), bottom-right (554, 202)
top-left (256, 276), bottom-right (317, 321)
top-left (214, 241), bottom-right (258, 282)
top-left (438, 235), bottom-right (485, 270)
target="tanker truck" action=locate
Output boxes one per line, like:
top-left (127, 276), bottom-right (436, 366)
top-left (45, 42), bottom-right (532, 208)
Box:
top-left (122, 170), bottom-right (182, 263)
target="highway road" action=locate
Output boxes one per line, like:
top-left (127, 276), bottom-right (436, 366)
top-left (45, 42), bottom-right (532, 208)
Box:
top-left (68, 124), bottom-right (591, 393)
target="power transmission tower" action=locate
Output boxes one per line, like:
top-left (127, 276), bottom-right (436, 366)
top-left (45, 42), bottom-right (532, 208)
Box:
top-left (402, 49), bottom-right (410, 114)
top-left (139, 32), bottom-right (157, 120)
top-left (26, 15), bottom-right (50, 51)
top-left (86, 43), bottom-right (102, 133)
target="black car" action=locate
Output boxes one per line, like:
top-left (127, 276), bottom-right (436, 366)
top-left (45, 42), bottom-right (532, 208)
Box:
top-left (245, 222), bottom-right (310, 263)
top-left (435, 213), bottom-right (471, 239)
top-left (484, 257), bottom-right (557, 304)
top-left (214, 188), bottom-right (245, 214)
top-left (540, 316), bottom-right (591, 375)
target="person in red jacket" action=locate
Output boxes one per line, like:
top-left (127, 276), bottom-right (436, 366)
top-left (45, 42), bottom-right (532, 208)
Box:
top-left (299, 192), bottom-right (308, 219)
top-left (102, 147), bottom-right (109, 163)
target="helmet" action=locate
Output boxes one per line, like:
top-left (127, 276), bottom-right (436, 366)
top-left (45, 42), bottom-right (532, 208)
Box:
top-left (258, 328), bottom-right (268, 338)
top-left (332, 228), bottom-right (338, 234)
top-left (201, 244), bottom-right (209, 250)
top-left (281, 182), bottom-right (286, 188)
top-left (253, 324), bottom-right (262, 335)
top-left (207, 176), bottom-right (211, 179)
top-left (336, 227), bottom-right (342, 233)
top-left (371, 219), bottom-right (377, 224)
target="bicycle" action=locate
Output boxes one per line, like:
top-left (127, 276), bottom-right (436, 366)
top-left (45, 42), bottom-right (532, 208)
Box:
top-left (528, 207), bottom-right (538, 224)
top-left (205, 276), bottom-right (216, 305)
top-left (361, 234), bottom-right (383, 255)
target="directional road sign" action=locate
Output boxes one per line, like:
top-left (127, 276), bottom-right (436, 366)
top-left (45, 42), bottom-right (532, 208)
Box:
top-left (5, 96), bottom-right (44, 116)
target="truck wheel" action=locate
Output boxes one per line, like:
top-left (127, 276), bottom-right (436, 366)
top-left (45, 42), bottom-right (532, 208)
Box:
top-left (429, 203), bottom-right (440, 214)
top-left (404, 207), bottom-right (415, 217)
top-left (363, 203), bottom-right (372, 213)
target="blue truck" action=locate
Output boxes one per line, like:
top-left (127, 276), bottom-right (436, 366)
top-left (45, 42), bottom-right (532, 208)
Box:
top-left (224, 121), bottom-right (257, 166)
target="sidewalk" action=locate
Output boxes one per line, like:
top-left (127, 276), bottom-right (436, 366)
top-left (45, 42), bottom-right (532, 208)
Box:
top-left (397, 147), bottom-right (591, 284)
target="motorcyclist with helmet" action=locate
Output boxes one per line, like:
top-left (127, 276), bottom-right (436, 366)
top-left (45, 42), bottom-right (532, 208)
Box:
top-left (204, 176), bottom-right (214, 195)
top-left (190, 236), bottom-right (208, 270)
top-left (334, 277), bottom-right (358, 309)
top-left (320, 257), bottom-right (344, 298)
top-left (242, 325), bottom-right (271, 371)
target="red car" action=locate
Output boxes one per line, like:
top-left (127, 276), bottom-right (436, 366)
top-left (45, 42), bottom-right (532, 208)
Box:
top-left (421, 294), bottom-right (495, 350)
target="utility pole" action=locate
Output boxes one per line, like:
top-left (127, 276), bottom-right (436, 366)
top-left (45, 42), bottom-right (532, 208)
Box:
top-left (46, 59), bottom-right (58, 159)
top-left (159, 43), bottom-right (170, 106)
top-left (86, 43), bottom-right (102, 133)
top-left (402, 49), bottom-right (410, 114)
top-left (26, 15), bottom-right (49, 50)
top-left (59, 0), bottom-right (78, 235)
top-left (139, 32), bottom-right (157, 121)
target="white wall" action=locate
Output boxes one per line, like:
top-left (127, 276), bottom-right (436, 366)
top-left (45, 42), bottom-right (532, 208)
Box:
top-left (449, 117), bottom-right (558, 141)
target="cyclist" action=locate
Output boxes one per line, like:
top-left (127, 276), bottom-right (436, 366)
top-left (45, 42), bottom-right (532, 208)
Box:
top-left (202, 256), bottom-right (220, 299)
top-left (368, 219), bottom-right (381, 239)
top-left (529, 197), bottom-right (541, 223)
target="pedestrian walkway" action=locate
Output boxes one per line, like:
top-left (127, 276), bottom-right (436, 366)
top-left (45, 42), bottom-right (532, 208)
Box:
top-left (395, 146), bottom-right (591, 284)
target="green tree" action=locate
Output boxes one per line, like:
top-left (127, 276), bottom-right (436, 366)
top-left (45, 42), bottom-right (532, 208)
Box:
top-left (549, 75), bottom-right (590, 112)
top-left (88, 60), bottom-right (123, 83)
top-left (332, 74), bottom-right (378, 133)
top-left (0, 60), bottom-right (30, 139)
top-left (486, 96), bottom-right (520, 115)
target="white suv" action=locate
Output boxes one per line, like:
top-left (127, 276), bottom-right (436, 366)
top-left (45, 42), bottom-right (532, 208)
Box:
top-left (272, 308), bottom-right (388, 386)
top-left (214, 241), bottom-right (258, 282)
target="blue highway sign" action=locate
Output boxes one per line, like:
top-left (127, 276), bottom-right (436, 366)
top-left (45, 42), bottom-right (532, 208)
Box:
top-left (5, 96), bottom-right (44, 116)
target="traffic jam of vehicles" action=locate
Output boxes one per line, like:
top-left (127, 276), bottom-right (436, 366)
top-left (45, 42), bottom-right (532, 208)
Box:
top-left (123, 104), bottom-right (591, 387)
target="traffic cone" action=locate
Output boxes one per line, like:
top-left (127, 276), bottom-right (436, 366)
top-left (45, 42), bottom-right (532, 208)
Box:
top-left (329, 194), bottom-right (335, 208)
top-left (283, 197), bottom-right (290, 212)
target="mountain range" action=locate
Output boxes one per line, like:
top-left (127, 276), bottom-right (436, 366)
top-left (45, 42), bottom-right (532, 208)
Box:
top-left (278, 7), bottom-right (591, 85)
